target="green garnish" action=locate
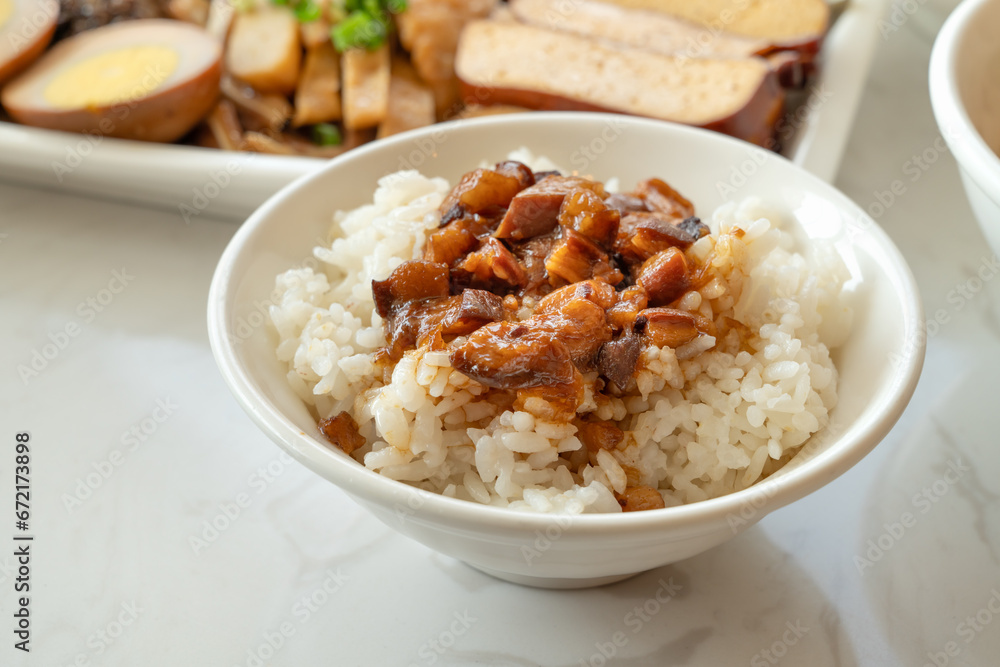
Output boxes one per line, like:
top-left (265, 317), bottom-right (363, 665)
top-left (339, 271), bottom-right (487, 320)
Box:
top-left (312, 123), bottom-right (342, 147)
top-left (294, 0), bottom-right (321, 22)
top-left (330, 0), bottom-right (407, 52)
top-left (270, 0), bottom-right (321, 22)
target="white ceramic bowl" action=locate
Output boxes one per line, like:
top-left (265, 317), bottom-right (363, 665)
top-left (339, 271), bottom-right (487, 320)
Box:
top-left (930, 0), bottom-right (1000, 254)
top-left (208, 113), bottom-right (924, 588)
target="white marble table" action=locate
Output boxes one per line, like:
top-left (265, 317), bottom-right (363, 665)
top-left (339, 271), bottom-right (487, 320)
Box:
top-left (3, 2), bottom-right (999, 665)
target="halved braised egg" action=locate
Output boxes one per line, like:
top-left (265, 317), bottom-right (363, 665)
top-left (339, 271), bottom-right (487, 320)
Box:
top-left (0, 0), bottom-right (58, 85)
top-left (2, 19), bottom-right (222, 142)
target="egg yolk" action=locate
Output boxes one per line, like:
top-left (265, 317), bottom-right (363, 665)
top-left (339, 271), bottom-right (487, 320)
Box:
top-left (0, 0), bottom-right (13, 29)
top-left (43, 45), bottom-right (179, 110)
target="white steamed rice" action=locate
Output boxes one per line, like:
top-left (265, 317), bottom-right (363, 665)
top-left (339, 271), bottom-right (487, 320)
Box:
top-left (269, 151), bottom-right (852, 514)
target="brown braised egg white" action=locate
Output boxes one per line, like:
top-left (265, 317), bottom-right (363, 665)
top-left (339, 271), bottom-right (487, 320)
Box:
top-left (0, 0), bottom-right (58, 85)
top-left (1, 19), bottom-right (222, 142)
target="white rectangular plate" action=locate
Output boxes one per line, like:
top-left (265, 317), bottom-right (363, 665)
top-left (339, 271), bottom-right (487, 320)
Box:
top-left (0, 0), bottom-right (884, 221)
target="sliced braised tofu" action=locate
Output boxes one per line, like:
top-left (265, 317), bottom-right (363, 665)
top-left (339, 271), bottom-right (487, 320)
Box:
top-left (456, 20), bottom-right (783, 146)
top-left (293, 41), bottom-right (342, 127)
top-left (342, 44), bottom-right (390, 130)
top-left (593, 0), bottom-right (828, 47)
top-left (377, 60), bottom-right (435, 138)
top-left (225, 5), bottom-right (301, 95)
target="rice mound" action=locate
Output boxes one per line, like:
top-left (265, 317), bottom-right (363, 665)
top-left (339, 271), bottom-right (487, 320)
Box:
top-left (269, 153), bottom-right (852, 514)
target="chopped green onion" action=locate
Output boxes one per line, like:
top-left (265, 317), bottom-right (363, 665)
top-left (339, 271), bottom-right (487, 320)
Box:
top-left (294, 0), bottom-right (321, 22)
top-left (331, 9), bottom-right (387, 51)
top-left (312, 123), bottom-right (342, 147)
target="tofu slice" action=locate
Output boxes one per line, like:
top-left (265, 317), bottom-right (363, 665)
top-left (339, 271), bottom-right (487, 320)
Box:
top-left (225, 5), bottom-right (301, 95)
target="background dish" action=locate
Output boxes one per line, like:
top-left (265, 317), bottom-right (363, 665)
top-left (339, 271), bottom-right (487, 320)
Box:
top-left (929, 0), bottom-right (1000, 257)
top-left (0, 0), bottom-right (883, 220)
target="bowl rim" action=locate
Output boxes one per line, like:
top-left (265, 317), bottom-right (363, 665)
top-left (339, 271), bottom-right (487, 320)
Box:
top-left (929, 0), bottom-right (1000, 205)
top-left (208, 112), bottom-right (925, 536)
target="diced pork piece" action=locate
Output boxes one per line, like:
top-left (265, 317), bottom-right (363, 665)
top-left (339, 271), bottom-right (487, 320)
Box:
top-left (545, 229), bottom-right (622, 287)
top-left (439, 168), bottom-right (525, 223)
top-left (451, 322), bottom-right (577, 388)
top-left (617, 211), bottom-right (699, 264)
top-left (596, 330), bottom-right (643, 390)
top-left (558, 189), bottom-right (620, 249)
top-left (424, 219), bottom-right (480, 266)
top-left (633, 178), bottom-right (695, 219)
top-left (616, 485), bottom-right (666, 512)
top-left (342, 44), bottom-right (390, 130)
top-left (371, 260), bottom-right (450, 318)
top-left (440, 289), bottom-right (506, 335)
top-left (493, 160), bottom-right (535, 190)
top-left (606, 285), bottom-right (648, 331)
top-left (576, 419), bottom-right (624, 452)
top-left (605, 193), bottom-right (649, 216)
top-left (494, 176), bottom-right (607, 240)
top-left (531, 294), bottom-right (612, 366)
top-left (384, 290), bottom-right (505, 353)
top-left (318, 412), bottom-right (366, 454)
top-left (455, 238), bottom-right (528, 291)
top-left (677, 216), bottom-right (711, 240)
top-left (637, 307), bottom-right (700, 348)
top-left (514, 373), bottom-right (584, 422)
top-left (536, 279), bottom-right (617, 315)
top-left (510, 233), bottom-right (557, 297)
top-left (636, 247), bottom-right (689, 306)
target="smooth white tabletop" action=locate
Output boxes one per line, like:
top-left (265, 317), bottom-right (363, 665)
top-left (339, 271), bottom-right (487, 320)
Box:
top-left (3, 2), bottom-right (999, 665)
